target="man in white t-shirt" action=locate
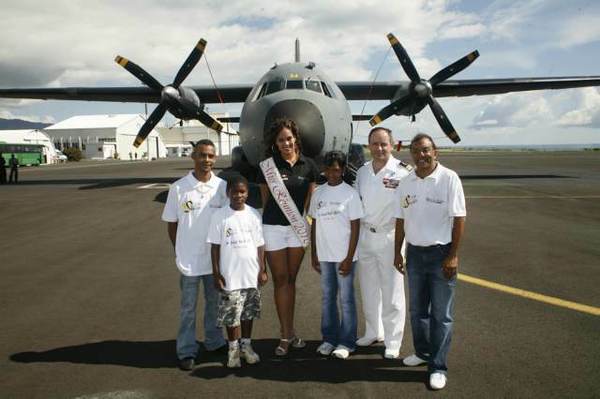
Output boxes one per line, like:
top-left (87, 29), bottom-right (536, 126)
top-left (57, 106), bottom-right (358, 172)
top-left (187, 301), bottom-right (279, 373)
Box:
top-left (394, 133), bottom-right (466, 391)
top-left (161, 139), bottom-right (228, 371)
top-left (355, 127), bottom-right (412, 359)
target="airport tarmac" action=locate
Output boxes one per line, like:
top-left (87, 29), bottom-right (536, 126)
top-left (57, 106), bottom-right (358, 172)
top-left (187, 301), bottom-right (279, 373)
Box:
top-left (0, 151), bottom-right (598, 398)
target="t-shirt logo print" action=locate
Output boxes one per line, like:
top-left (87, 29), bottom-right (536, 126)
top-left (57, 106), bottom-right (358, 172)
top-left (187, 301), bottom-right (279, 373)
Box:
top-left (401, 195), bottom-right (417, 208)
top-left (182, 200), bottom-right (194, 213)
top-left (225, 227), bottom-right (233, 237)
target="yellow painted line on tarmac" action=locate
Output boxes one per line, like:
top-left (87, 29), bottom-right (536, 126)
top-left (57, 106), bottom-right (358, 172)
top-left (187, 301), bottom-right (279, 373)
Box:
top-left (458, 273), bottom-right (600, 316)
top-left (466, 195), bottom-right (600, 199)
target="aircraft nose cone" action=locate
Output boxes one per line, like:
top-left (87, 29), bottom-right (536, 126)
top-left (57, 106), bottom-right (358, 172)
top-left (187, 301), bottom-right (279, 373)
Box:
top-left (264, 99), bottom-right (325, 157)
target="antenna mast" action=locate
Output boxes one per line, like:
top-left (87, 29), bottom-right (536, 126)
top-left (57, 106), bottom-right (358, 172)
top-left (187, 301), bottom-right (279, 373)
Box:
top-left (295, 38), bottom-right (300, 62)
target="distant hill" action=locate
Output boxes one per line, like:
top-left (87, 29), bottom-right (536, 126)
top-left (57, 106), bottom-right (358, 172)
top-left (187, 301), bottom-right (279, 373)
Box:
top-left (0, 118), bottom-right (52, 130)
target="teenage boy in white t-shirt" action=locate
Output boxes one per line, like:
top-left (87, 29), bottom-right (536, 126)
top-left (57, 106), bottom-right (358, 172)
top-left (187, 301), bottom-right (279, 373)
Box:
top-left (208, 175), bottom-right (268, 368)
top-left (162, 139), bottom-right (227, 371)
top-left (309, 151), bottom-right (364, 360)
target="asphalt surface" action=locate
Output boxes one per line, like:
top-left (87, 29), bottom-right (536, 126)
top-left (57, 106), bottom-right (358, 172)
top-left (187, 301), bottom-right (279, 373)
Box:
top-left (0, 151), bottom-right (599, 399)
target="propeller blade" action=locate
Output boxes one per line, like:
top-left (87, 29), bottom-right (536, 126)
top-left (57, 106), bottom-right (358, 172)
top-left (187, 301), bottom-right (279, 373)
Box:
top-left (429, 50), bottom-right (479, 87)
top-left (426, 96), bottom-right (460, 143)
top-left (197, 109), bottom-right (223, 132)
top-left (172, 39), bottom-right (207, 88)
top-left (387, 33), bottom-right (420, 82)
top-left (114, 56), bottom-right (164, 92)
top-left (369, 95), bottom-right (413, 126)
top-left (133, 103), bottom-right (168, 147)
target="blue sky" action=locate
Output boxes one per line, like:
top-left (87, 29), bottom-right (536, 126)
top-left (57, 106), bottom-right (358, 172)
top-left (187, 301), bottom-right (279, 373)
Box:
top-left (0, 0), bottom-right (599, 145)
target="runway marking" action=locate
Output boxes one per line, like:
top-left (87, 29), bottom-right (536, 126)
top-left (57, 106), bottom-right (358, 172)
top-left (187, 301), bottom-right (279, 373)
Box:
top-left (466, 195), bottom-right (600, 199)
top-left (137, 183), bottom-right (170, 189)
top-left (459, 273), bottom-right (600, 316)
top-left (20, 161), bottom-right (141, 172)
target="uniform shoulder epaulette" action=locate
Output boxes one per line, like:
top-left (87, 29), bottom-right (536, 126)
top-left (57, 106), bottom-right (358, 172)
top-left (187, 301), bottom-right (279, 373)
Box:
top-left (398, 160), bottom-right (413, 171)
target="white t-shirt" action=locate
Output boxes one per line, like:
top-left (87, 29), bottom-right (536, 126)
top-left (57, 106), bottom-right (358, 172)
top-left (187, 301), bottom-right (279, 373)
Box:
top-left (309, 182), bottom-right (364, 262)
top-left (207, 205), bottom-right (265, 291)
top-left (394, 163), bottom-right (466, 246)
top-left (161, 171), bottom-right (228, 276)
top-left (355, 156), bottom-right (411, 229)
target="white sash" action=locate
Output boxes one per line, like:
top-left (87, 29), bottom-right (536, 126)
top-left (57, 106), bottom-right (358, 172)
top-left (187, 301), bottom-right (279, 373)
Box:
top-left (260, 157), bottom-right (310, 247)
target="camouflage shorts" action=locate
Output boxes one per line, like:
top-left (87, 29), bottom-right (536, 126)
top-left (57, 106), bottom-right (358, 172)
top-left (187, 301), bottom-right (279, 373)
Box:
top-left (217, 288), bottom-right (261, 327)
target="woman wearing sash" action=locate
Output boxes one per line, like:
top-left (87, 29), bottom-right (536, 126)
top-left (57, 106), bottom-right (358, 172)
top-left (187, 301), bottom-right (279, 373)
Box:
top-left (258, 118), bottom-right (319, 356)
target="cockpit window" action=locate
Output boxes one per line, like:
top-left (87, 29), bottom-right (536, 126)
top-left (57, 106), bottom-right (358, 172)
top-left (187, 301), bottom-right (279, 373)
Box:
top-left (286, 80), bottom-right (303, 89)
top-left (252, 83), bottom-right (267, 101)
top-left (265, 80), bottom-right (284, 95)
top-left (321, 82), bottom-right (334, 98)
top-left (305, 79), bottom-right (322, 93)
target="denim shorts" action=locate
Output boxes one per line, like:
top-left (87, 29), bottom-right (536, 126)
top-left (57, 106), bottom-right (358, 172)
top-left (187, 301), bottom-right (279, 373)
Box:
top-left (217, 288), bottom-right (261, 327)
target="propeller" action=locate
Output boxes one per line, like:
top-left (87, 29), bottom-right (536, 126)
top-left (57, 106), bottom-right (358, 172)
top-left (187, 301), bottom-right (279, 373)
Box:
top-left (370, 33), bottom-right (479, 143)
top-left (115, 39), bottom-right (223, 148)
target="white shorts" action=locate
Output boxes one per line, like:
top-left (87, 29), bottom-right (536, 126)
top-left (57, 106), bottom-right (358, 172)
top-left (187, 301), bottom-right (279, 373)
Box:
top-left (263, 224), bottom-right (303, 251)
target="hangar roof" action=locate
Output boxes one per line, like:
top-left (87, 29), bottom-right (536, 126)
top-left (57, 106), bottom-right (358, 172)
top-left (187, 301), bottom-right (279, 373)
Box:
top-left (46, 114), bottom-right (144, 130)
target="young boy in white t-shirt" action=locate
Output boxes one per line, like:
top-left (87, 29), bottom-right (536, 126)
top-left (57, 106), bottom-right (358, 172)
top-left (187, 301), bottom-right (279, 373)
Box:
top-left (309, 151), bottom-right (364, 360)
top-left (207, 175), bottom-right (268, 368)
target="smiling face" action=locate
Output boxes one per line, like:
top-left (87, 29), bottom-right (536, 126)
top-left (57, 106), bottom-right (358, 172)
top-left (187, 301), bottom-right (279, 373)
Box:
top-left (192, 144), bottom-right (216, 173)
top-left (410, 137), bottom-right (438, 176)
top-left (368, 129), bottom-right (393, 163)
top-left (275, 127), bottom-right (297, 158)
top-left (228, 182), bottom-right (248, 210)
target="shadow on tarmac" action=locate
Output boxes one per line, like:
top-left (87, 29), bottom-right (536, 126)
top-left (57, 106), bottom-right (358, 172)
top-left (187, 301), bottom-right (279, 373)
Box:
top-left (10, 339), bottom-right (428, 384)
top-left (13, 177), bottom-right (176, 190)
top-left (10, 340), bottom-right (178, 369)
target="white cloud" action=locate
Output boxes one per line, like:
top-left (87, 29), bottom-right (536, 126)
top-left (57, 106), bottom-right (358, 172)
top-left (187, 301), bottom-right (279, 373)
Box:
top-left (556, 14), bottom-right (600, 48)
top-left (557, 88), bottom-right (600, 127)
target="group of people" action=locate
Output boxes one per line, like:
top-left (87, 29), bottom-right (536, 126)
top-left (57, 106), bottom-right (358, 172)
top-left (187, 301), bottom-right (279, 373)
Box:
top-left (0, 153), bottom-right (19, 184)
top-left (161, 119), bottom-right (465, 390)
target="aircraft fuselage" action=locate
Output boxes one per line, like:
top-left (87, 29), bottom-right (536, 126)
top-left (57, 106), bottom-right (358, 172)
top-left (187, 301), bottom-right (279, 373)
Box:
top-left (239, 62), bottom-right (352, 166)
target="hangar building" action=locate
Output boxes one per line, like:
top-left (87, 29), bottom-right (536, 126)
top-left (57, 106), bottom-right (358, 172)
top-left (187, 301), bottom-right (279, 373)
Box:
top-left (0, 129), bottom-right (60, 164)
top-left (158, 114), bottom-right (239, 157)
top-left (44, 114), bottom-right (167, 160)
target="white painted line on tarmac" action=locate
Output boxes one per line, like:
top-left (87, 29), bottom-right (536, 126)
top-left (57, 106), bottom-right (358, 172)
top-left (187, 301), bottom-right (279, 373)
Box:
top-left (138, 183), bottom-right (171, 189)
top-left (20, 161), bottom-right (142, 172)
top-left (459, 273), bottom-right (600, 316)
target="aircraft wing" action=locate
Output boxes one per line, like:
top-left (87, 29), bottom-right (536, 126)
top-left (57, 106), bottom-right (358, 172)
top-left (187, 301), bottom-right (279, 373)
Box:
top-left (0, 84), bottom-right (254, 104)
top-left (337, 76), bottom-right (600, 100)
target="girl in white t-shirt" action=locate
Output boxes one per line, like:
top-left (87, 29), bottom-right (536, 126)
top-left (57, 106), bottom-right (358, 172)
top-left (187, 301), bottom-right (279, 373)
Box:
top-left (309, 151), bottom-right (364, 360)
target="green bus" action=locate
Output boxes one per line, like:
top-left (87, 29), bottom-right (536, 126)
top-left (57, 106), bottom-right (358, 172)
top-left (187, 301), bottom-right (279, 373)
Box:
top-left (0, 143), bottom-right (44, 166)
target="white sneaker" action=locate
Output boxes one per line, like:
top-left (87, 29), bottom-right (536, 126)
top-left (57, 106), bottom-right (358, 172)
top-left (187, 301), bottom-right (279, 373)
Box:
top-left (332, 345), bottom-right (354, 359)
top-left (402, 354), bottom-right (428, 366)
top-left (316, 342), bottom-right (336, 356)
top-left (240, 344), bottom-right (260, 364)
top-left (356, 336), bottom-right (384, 347)
top-left (430, 372), bottom-right (447, 390)
top-left (227, 347), bottom-right (241, 368)
top-left (384, 349), bottom-right (400, 359)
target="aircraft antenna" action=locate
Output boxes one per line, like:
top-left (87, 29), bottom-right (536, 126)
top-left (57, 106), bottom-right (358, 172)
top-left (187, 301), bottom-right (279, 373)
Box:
top-left (356, 46), bottom-right (391, 133)
top-left (295, 38), bottom-right (300, 62)
top-left (203, 52), bottom-right (224, 104)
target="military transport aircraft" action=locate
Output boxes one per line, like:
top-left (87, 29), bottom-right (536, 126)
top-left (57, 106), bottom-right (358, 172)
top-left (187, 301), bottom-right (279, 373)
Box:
top-left (1, 33), bottom-right (600, 176)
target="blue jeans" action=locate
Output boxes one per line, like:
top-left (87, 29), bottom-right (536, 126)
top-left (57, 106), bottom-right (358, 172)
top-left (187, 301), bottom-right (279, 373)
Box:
top-left (320, 261), bottom-right (358, 349)
top-left (177, 274), bottom-right (225, 360)
top-left (406, 244), bottom-right (456, 374)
